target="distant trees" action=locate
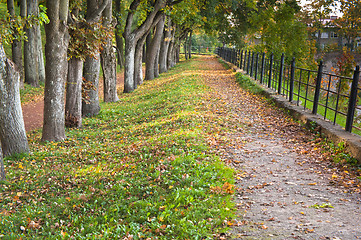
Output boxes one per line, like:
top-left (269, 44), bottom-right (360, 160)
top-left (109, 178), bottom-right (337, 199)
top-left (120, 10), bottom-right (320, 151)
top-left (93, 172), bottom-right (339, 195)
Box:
top-left (335, 0), bottom-right (361, 51)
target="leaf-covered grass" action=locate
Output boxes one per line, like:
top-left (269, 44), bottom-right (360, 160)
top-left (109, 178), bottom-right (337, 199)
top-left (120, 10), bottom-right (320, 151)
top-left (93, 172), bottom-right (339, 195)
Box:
top-left (0, 56), bottom-right (235, 239)
top-left (20, 82), bottom-right (45, 104)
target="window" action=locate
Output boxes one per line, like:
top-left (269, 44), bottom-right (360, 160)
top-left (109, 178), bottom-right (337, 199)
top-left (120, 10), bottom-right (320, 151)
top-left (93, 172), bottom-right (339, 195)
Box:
top-left (321, 32), bottom-right (329, 39)
top-left (330, 32), bottom-right (338, 38)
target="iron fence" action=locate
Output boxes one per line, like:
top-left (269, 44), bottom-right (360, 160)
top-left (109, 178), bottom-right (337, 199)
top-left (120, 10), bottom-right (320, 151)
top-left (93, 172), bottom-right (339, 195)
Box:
top-left (216, 47), bottom-right (361, 135)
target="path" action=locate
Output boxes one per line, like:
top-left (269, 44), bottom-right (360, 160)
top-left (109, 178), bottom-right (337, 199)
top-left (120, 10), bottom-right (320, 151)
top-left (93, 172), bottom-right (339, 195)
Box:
top-left (199, 56), bottom-right (361, 239)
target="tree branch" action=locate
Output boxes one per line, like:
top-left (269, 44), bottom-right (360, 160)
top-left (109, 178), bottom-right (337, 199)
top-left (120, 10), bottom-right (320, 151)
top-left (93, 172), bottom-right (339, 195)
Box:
top-left (87, 0), bottom-right (111, 23)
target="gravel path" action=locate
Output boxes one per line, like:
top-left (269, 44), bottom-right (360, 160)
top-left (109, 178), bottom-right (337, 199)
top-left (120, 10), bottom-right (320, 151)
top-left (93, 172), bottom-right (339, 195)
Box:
top-left (200, 56), bottom-right (361, 239)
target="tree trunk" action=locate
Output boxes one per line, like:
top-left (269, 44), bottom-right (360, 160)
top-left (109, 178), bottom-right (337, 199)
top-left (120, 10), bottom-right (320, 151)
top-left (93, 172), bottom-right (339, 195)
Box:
top-left (184, 34), bottom-right (188, 60)
top-left (134, 34), bottom-right (148, 87)
top-left (145, 14), bottom-right (165, 80)
top-left (124, 36), bottom-right (137, 93)
top-left (167, 26), bottom-right (176, 69)
top-left (7, 0), bottom-right (24, 88)
top-left (42, 0), bottom-right (69, 142)
top-left (154, 48), bottom-right (160, 78)
top-left (176, 44), bottom-right (180, 63)
top-left (188, 30), bottom-right (192, 59)
top-left (159, 17), bottom-right (172, 74)
top-left (65, 58), bottom-right (83, 128)
top-left (115, 0), bottom-right (124, 68)
top-left (36, 24), bottom-right (45, 83)
top-left (24, 0), bottom-right (40, 87)
top-left (101, 1), bottom-right (119, 102)
top-left (115, 33), bottom-right (124, 68)
top-left (0, 149), bottom-right (4, 181)
top-left (0, 44), bottom-right (29, 156)
top-left (82, 55), bottom-right (101, 117)
top-left (101, 44), bottom-right (119, 102)
top-left (82, 0), bottom-right (110, 114)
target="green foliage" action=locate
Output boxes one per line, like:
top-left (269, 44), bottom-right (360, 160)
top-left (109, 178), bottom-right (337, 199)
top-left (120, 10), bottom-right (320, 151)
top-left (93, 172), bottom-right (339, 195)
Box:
top-left (249, 0), bottom-right (311, 63)
top-left (0, 57), bottom-right (235, 239)
top-left (310, 203), bottom-right (334, 209)
top-left (0, 12), bottom-right (26, 44)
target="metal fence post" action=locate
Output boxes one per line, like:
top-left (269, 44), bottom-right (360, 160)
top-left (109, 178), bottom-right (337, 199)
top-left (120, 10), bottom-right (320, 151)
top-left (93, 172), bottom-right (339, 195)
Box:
top-left (244, 50), bottom-right (247, 70)
top-left (312, 61), bottom-right (324, 115)
top-left (240, 50), bottom-right (243, 69)
top-left (233, 49), bottom-right (237, 65)
top-left (255, 53), bottom-right (259, 81)
top-left (278, 53), bottom-right (285, 94)
top-left (250, 52), bottom-right (255, 77)
top-left (237, 49), bottom-right (241, 67)
top-left (345, 66), bottom-right (360, 132)
top-left (247, 51), bottom-right (251, 74)
top-left (268, 53), bottom-right (274, 88)
top-left (289, 57), bottom-right (296, 102)
top-left (260, 52), bottom-right (265, 84)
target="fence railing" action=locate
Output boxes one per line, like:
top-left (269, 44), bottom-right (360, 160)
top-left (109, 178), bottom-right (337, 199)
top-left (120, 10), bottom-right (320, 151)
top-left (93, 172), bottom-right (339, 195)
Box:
top-left (216, 47), bottom-right (361, 135)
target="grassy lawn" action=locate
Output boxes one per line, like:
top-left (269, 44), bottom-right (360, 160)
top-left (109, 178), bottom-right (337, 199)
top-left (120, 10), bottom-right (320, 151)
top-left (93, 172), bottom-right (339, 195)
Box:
top-left (0, 56), bottom-right (235, 239)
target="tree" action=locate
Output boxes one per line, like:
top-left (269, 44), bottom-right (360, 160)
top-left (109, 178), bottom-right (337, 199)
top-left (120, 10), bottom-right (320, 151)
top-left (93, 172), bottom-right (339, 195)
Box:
top-left (159, 17), bottom-right (173, 73)
top-left (115, 0), bottom-right (126, 69)
top-left (24, 0), bottom-right (41, 87)
top-left (66, 1), bottom-right (112, 127)
top-left (335, 0), bottom-right (361, 51)
top-left (101, 1), bottom-right (119, 102)
top-left (145, 13), bottom-right (165, 80)
top-left (0, 44), bottom-right (29, 157)
top-left (0, 149), bottom-right (4, 181)
top-left (301, 0), bottom-right (336, 51)
top-left (82, 0), bottom-right (110, 117)
top-left (252, 0), bottom-right (310, 60)
top-left (42, 0), bottom-right (69, 142)
top-left (123, 0), bottom-right (166, 93)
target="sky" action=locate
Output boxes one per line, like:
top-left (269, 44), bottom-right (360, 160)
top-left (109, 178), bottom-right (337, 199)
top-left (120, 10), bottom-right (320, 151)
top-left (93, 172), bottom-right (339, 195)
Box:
top-left (299, 0), bottom-right (342, 16)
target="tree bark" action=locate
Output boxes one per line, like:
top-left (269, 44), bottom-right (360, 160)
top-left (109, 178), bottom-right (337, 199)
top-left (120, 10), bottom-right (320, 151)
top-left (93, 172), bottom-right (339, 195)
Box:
top-left (36, 24), bottom-right (45, 83)
top-left (24, 0), bottom-right (40, 87)
top-left (65, 58), bottom-right (83, 128)
top-left (82, 54), bottom-right (101, 117)
top-left (154, 47), bottom-right (160, 78)
top-left (42, 0), bottom-right (69, 142)
top-left (0, 149), bottom-right (4, 181)
top-left (82, 0), bottom-right (109, 113)
top-left (176, 44), bottom-right (180, 63)
top-left (184, 33), bottom-right (188, 60)
top-left (100, 1), bottom-right (119, 102)
top-left (167, 26), bottom-right (176, 69)
top-left (188, 30), bottom-right (192, 59)
top-left (0, 44), bottom-right (29, 156)
top-left (145, 13), bottom-right (165, 80)
top-left (134, 34), bottom-right (148, 87)
top-left (124, 36), bottom-right (137, 93)
top-left (159, 17), bottom-right (172, 74)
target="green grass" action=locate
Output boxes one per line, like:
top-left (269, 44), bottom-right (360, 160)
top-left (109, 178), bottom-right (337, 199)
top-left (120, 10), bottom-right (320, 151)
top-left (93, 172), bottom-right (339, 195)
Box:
top-left (0, 57), bottom-right (235, 239)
